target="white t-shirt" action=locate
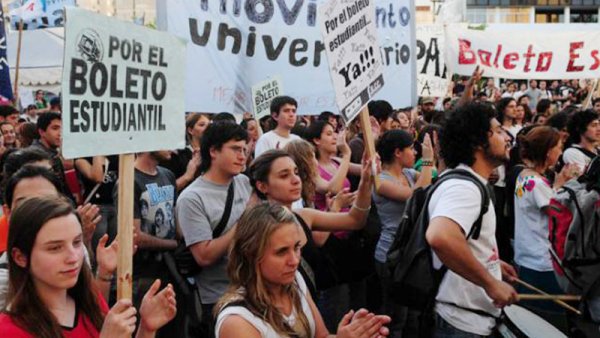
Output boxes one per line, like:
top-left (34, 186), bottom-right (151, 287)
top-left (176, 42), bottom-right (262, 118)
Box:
top-left (428, 165), bottom-right (501, 336)
top-left (254, 131), bottom-right (300, 158)
top-left (514, 174), bottom-right (554, 271)
top-left (215, 272), bottom-right (316, 338)
top-left (562, 145), bottom-right (596, 173)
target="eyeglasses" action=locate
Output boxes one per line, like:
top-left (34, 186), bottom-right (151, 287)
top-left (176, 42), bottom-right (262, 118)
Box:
top-left (225, 145), bottom-right (248, 156)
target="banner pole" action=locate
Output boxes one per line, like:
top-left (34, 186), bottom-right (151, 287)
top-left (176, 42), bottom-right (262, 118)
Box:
top-left (116, 153), bottom-right (135, 300)
top-left (13, 19), bottom-right (23, 105)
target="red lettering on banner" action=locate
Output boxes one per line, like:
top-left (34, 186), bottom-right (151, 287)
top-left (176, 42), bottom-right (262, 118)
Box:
top-left (536, 52), bottom-right (553, 72)
top-left (590, 50), bottom-right (600, 71)
top-left (458, 39), bottom-right (476, 65)
top-left (493, 44), bottom-right (502, 68)
top-left (478, 50), bottom-right (492, 66)
top-left (503, 53), bottom-right (518, 69)
top-left (523, 45), bottom-right (536, 72)
top-left (567, 42), bottom-right (585, 72)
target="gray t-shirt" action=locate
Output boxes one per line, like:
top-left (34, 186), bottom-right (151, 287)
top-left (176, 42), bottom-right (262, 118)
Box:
top-left (372, 169), bottom-right (417, 263)
top-left (176, 174), bottom-right (252, 304)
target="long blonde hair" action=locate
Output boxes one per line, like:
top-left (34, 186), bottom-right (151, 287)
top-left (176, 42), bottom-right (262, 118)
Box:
top-left (215, 203), bottom-right (311, 337)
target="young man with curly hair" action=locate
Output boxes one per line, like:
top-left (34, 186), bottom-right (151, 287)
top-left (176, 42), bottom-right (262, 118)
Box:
top-left (426, 103), bottom-right (518, 337)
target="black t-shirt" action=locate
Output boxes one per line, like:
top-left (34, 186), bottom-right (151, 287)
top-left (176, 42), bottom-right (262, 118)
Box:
top-left (79, 155), bottom-right (119, 205)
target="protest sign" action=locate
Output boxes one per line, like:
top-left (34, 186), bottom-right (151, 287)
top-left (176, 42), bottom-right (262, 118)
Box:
top-left (318, 0), bottom-right (384, 122)
top-left (252, 76), bottom-right (282, 119)
top-left (157, 0), bottom-right (416, 115)
top-left (416, 24), bottom-right (447, 97)
top-left (8, 0), bottom-right (75, 30)
top-left (62, 7), bottom-right (186, 159)
top-left (446, 24), bottom-right (600, 80)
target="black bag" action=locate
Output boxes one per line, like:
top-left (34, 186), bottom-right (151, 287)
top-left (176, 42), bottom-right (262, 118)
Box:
top-left (172, 181), bottom-right (235, 278)
top-left (385, 169), bottom-right (490, 311)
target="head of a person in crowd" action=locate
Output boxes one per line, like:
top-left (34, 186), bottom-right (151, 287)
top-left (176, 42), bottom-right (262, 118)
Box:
top-left (517, 94), bottom-right (530, 107)
top-left (259, 115), bottom-right (275, 133)
top-left (486, 78), bottom-right (495, 88)
top-left (519, 126), bottom-right (562, 172)
top-left (199, 121), bottom-right (248, 176)
top-left (216, 202), bottom-right (310, 337)
top-left (475, 92), bottom-right (488, 103)
top-left (508, 125), bottom-right (536, 168)
top-left (390, 118), bottom-right (401, 130)
top-left (536, 99), bottom-right (552, 116)
top-left (440, 102), bottom-right (510, 170)
top-left (368, 100), bottom-right (394, 132)
top-left (593, 98), bottom-right (600, 115)
top-left (539, 80), bottom-right (548, 91)
top-left (305, 120), bottom-right (336, 160)
top-left (213, 112), bottom-right (236, 123)
top-left (240, 117), bottom-right (260, 142)
top-left (496, 97), bottom-right (517, 126)
top-left (571, 79), bottom-right (580, 88)
top-left (250, 150), bottom-right (301, 204)
top-left (519, 83), bottom-right (527, 92)
top-left (550, 80), bottom-right (559, 89)
top-left (37, 112), bottom-right (62, 150)
top-left (318, 111), bottom-right (338, 131)
top-left (6, 196), bottom-right (104, 337)
top-left (529, 80), bottom-right (538, 89)
top-left (0, 105), bottom-right (19, 126)
top-left (566, 109), bottom-right (600, 148)
top-left (514, 104), bottom-right (529, 126)
top-left (532, 113), bottom-right (547, 125)
top-left (396, 111), bottom-right (411, 131)
top-left (16, 122), bottom-right (38, 148)
top-left (421, 97), bottom-right (435, 114)
top-left (49, 97), bottom-right (61, 113)
top-left (3, 148), bottom-right (52, 182)
top-left (507, 82), bottom-right (517, 93)
top-left (443, 97), bottom-right (452, 111)
top-left (545, 111), bottom-right (569, 144)
top-left (25, 104), bottom-right (37, 118)
top-left (185, 112), bottom-right (211, 147)
top-left (284, 139), bottom-right (318, 204)
top-left (3, 165), bottom-right (60, 217)
top-left (34, 90), bottom-right (45, 102)
top-left (376, 129), bottom-right (415, 169)
top-left (270, 96), bottom-right (298, 132)
top-left (0, 122), bottom-right (17, 147)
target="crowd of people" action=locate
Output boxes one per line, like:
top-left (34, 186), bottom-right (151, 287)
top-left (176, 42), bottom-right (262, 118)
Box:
top-left (0, 70), bottom-right (598, 338)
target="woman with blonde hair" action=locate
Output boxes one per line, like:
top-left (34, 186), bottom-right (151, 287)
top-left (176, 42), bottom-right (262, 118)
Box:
top-left (284, 139), bottom-right (318, 208)
top-left (215, 203), bottom-right (390, 338)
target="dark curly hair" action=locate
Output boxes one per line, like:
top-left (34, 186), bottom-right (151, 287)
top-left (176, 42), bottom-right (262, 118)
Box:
top-left (440, 102), bottom-right (496, 168)
top-left (566, 109), bottom-right (599, 147)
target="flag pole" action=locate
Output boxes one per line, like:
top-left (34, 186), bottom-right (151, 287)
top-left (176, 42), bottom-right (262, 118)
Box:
top-left (13, 19), bottom-right (23, 105)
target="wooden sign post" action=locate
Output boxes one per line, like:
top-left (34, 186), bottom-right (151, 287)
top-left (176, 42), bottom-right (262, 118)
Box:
top-left (116, 154), bottom-right (135, 299)
top-left (61, 8), bottom-right (186, 300)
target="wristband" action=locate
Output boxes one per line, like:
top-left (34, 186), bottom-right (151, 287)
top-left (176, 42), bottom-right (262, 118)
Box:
top-left (421, 160), bottom-right (434, 167)
top-left (352, 203), bottom-right (371, 212)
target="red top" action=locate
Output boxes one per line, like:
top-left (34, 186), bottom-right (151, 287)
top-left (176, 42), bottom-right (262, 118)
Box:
top-left (0, 294), bottom-right (109, 337)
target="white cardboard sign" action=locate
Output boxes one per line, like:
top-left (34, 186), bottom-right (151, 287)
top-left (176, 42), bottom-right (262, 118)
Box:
top-left (252, 76), bottom-right (282, 120)
top-left (61, 8), bottom-right (186, 159)
top-left (318, 0), bottom-right (384, 122)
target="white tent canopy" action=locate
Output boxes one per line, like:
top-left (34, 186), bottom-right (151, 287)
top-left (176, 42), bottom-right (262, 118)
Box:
top-left (7, 27), bottom-right (64, 94)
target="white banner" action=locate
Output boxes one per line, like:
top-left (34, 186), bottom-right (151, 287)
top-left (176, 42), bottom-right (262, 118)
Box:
top-left (319, 0), bottom-right (383, 122)
top-left (157, 0), bottom-right (416, 115)
top-left (8, 0), bottom-right (75, 30)
top-left (416, 24), bottom-right (447, 98)
top-left (445, 24), bottom-right (600, 80)
top-left (62, 8), bottom-right (186, 159)
top-left (252, 76), bottom-right (282, 119)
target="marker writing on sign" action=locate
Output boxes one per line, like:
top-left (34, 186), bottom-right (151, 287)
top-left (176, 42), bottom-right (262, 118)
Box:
top-left (338, 46), bottom-right (376, 87)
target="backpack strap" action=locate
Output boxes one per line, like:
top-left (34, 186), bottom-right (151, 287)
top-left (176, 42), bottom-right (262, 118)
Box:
top-left (428, 169), bottom-right (490, 240)
top-left (213, 180), bottom-right (235, 238)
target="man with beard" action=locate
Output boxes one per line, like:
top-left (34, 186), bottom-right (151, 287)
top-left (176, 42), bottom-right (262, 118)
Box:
top-left (114, 150), bottom-right (178, 336)
top-left (254, 96), bottom-right (300, 157)
top-left (426, 103), bottom-right (518, 337)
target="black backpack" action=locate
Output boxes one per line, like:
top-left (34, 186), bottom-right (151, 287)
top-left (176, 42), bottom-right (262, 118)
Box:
top-left (385, 169), bottom-right (490, 311)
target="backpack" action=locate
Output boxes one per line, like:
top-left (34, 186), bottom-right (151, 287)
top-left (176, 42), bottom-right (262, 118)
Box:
top-left (385, 169), bottom-right (490, 311)
top-left (555, 145), bottom-right (597, 173)
top-left (548, 156), bottom-right (600, 297)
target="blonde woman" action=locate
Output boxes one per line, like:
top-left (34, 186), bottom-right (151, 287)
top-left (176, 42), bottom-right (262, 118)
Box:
top-left (215, 203), bottom-right (390, 338)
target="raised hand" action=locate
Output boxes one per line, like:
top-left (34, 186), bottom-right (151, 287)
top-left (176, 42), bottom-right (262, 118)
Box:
top-left (139, 279), bottom-right (177, 333)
